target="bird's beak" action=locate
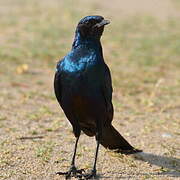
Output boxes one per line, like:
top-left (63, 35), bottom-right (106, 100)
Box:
top-left (93, 19), bottom-right (110, 28)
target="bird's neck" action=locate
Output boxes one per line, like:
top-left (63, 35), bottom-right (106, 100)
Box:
top-left (72, 32), bottom-right (103, 56)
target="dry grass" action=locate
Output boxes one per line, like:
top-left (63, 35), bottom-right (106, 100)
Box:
top-left (0, 0), bottom-right (180, 179)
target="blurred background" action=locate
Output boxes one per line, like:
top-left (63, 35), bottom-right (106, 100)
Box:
top-left (0, 0), bottom-right (180, 179)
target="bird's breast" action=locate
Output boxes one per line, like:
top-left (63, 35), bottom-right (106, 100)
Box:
top-left (61, 48), bottom-right (102, 73)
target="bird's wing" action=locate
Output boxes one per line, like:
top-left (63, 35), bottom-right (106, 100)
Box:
top-left (54, 61), bottom-right (63, 104)
top-left (100, 65), bottom-right (141, 152)
top-left (102, 64), bottom-right (114, 123)
top-left (104, 64), bottom-right (113, 100)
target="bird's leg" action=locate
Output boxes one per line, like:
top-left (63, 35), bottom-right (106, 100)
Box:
top-left (56, 136), bottom-right (84, 179)
top-left (90, 140), bottom-right (100, 177)
top-left (81, 132), bottom-right (101, 179)
top-left (71, 135), bottom-right (79, 167)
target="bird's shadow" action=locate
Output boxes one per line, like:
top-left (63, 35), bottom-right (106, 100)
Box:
top-left (134, 152), bottom-right (180, 176)
top-left (100, 152), bottom-right (180, 179)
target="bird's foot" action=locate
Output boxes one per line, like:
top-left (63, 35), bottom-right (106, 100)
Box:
top-left (56, 165), bottom-right (85, 179)
top-left (78, 169), bottom-right (96, 180)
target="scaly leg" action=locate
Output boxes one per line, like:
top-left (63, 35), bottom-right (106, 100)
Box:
top-left (81, 129), bottom-right (101, 179)
top-left (83, 140), bottom-right (99, 179)
top-left (56, 136), bottom-right (84, 179)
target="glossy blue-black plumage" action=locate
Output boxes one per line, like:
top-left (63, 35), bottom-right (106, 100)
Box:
top-left (54, 15), bottom-right (141, 179)
top-left (55, 38), bottom-right (112, 137)
top-left (54, 15), bottom-right (140, 150)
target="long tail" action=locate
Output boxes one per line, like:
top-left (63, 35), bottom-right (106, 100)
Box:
top-left (100, 125), bottom-right (142, 154)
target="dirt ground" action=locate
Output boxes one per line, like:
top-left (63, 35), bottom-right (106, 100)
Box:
top-left (0, 0), bottom-right (180, 179)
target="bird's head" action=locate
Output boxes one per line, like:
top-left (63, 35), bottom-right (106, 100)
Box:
top-left (76, 15), bottom-right (110, 40)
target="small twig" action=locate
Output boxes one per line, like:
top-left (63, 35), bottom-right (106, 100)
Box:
top-left (18, 136), bottom-right (44, 140)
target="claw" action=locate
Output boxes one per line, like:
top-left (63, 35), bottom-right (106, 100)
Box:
top-left (80, 169), bottom-right (96, 179)
top-left (76, 168), bottom-right (85, 174)
top-left (56, 166), bottom-right (85, 179)
top-left (56, 171), bottom-right (68, 175)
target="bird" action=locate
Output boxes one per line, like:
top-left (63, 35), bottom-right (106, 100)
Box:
top-left (54, 15), bottom-right (142, 179)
